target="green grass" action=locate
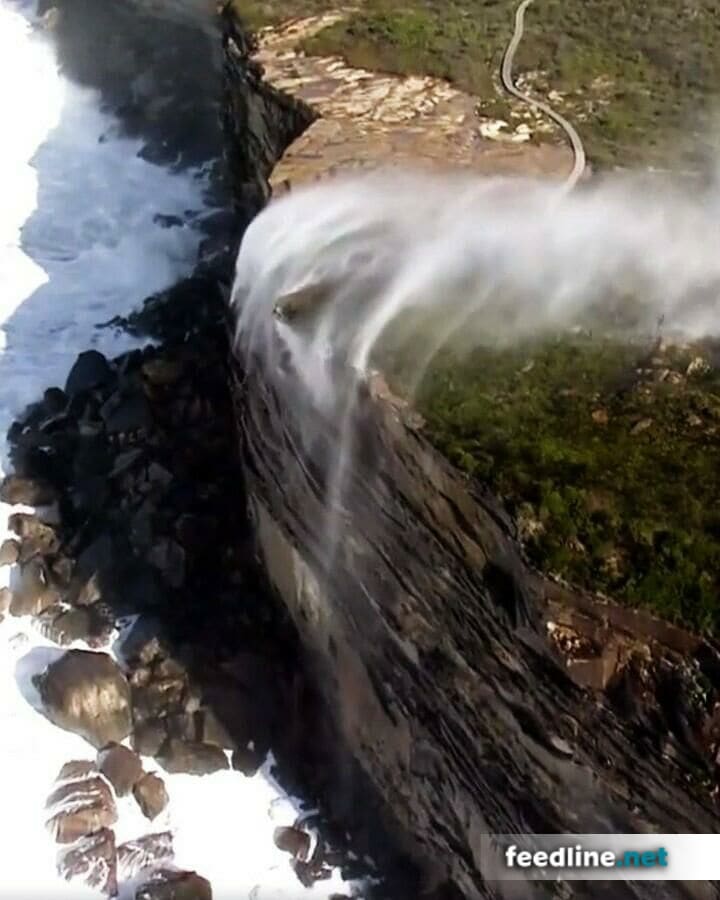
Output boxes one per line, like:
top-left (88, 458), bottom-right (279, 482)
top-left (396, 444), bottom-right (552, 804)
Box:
top-left (230, 0), bottom-right (720, 168)
top-left (378, 331), bottom-right (720, 635)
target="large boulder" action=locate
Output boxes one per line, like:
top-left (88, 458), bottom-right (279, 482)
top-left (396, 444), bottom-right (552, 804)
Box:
top-left (57, 827), bottom-right (117, 896)
top-left (34, 650), bottom-right (133, 748)
top-left (65, 350), bottom-right (114, 396)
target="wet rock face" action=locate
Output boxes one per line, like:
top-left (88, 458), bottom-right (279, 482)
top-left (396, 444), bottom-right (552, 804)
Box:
top-left (135, 869), bottom-right (212, 900)
top-left (46, 773), bottom-right (117, 843)
top-left (57, 827), bottom-right (118, 896)
top-left (133, 772), bottom-right (170, 820)
top-left (65, 350), bottom-right (114, 396)
top-left (34, 650), bottom-right (133, 748)
top-left (118, 832), bottom-right (174, 879)
top-left (97, 743), bottom-right (144, 797)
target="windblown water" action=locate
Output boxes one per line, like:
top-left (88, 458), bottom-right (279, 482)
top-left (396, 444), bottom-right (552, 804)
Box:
top-left (0, 2), bottom-right (349, 897)
top-left (233, 167), bottom-right (720, 412)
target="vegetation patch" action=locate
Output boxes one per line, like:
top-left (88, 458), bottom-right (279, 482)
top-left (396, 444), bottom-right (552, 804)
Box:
top-left (378, 331), bottom-right (720, 635)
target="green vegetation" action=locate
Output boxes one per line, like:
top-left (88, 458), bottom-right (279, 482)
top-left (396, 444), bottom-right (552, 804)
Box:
top-left (378, 333), bottom-right (720, 634)
top-left (232, 0), bottom-right (720, 168)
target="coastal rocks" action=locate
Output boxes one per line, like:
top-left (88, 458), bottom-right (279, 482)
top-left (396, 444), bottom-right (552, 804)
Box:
top-left (34, 650), bottom-right (133, 748)
top-left (0, 474), bottom-right (58, 506)
top-left (57, 827), bottom-right (118, 896)
top-left (133, 772), bottom-right (169, 821)
top-left (118, 832), bottom-right (174, 878)
top-left (65, 350), bottom-right (114, 396)
top-left (46, 773), bottom-right (117, 843)
top-left (135, 869), bottom-right (212, 900)
top-left (97, 743), bottom-right (143, 797)
top-left (156, 739), bottom-right (228, 776)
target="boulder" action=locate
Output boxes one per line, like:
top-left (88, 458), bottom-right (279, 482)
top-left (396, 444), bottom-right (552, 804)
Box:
top-left (56, 760), bottom-right (96, 782)
top-left (34, 650), bottom-right (133, 748)
top-left (273, 826), bottom-right (311, 861)
top-left (0, 538), bottom-right (20, 566)
top-left (131, 719), bottom-right (168, 758)
top-left (135, 869), bottom-right (212, 900)
top-left (133, 772), bottom-right (169, 821)
top-left (97, 743), bottom-right (143, 797)
top-left (65, 350), bottom-right (113, 396)
top-left (100, 390), bottom-right (152, 434)
top-left (118, 832), bottom-right (174, 879)
top-left (117, 617), bottom-right (166, 667)
top-left (46, 775), bottom-right (117, 843)
top-left (132, 677), bottom-right (186, 722)
top-left (230, 743), bottom-right (266, 777)
top-left (0, 474), bottom-right (58, 506)
top-left (156, 739), bottom-right (228, 776)
top-left (35, 606), bottom-right (93, 646)
top-left (57, 827), bottom-right (117, 896)
top-left (10, 559), bottom-right (61, 617)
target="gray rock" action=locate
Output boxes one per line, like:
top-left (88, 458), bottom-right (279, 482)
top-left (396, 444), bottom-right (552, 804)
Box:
top-left (135, 869), bottom-right (212, 900)
top-left (34, 650), bottom-right (133, 748)
top-left (118, 832), bottom-right (174, 879)
top-left (131, 719), bottom-right (167, 758)
top-left (57, 827), bottom-right (117, 896)
top-left (65, 351), bottom-right (113, 396)
top-left (157, 739), bottom-right (228, 776)
top-left (97, 743), bottom-right (143, 797)
top-left (0, 474), bottom-right (58, 506)
top-left (46, 774), bottom-right (117, 843)
top-left (133, 771), bottom-right (169, 821)
top-left (10, 559), bottom-right (61, 617)
top-left (0, 538), bottom-right (20, 566)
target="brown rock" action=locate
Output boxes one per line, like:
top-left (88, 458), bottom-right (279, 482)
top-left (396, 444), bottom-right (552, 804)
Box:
top-left (0, 474), bottom-right (58, 506)
top-left (0, 538), bottom-right (19, 566)
top-left (35, 606), bottom-right (93, 646)
top-left (10, 559), bottom-right (61, 617)
top-left (133, 772), bottom-right (169, 821)
top-left (631, 417), bottom-right (653, 435)
top-left (131, 719), bottom-right (168, 758)
top-left (97, 743), bottom-right (144, 796)
top-left (132, 677), bottom-right (186, 721)
top-left (135, 869), bottom-right (212, 900)
top-left (157, 739), bottom-right (228, 776)
top-left (57, 827), bottom-right (117, 896)
top-left (34, 650), bottom-right (133, 748)
top-left (230, 744), bottom-right (266, 777)
top-left (198, 708), bottom-right (236, 750)
top-left (56, 759), bottom-right (96, 782)
top-left (0, 587), bottom-right (10, 615)
top-left (273, 826), bottom-right (311, 860)
top-left (591, 408), bottom-right (609, 425)
top-left (118, 832), bottom-right (174, 878)
top-left (46, 775), bottom-right (117, 843)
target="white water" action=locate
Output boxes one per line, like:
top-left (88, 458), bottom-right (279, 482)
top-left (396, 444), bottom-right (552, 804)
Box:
top-left (0, 2), bottom-right (350, 897)
top-left (232, 167), bottom-right (720, 410)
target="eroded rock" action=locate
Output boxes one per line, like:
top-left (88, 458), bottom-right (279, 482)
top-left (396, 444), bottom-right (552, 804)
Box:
top-left (118, 832), bottom-right (174, 879)
top-left (57, 827), bottom-right (117, 896)
top-left (46, 775), bottom-right (117, 843)
top-left (34, 650), bottom-right (133, 748)
top-left (133, 771), bottom-right (169, 820)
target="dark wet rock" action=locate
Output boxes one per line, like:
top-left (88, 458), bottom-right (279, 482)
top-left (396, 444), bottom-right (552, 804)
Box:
top-left (132, 719), bottom-right (168, 758)
top-left (97, 743), bottom-right (144, 797)
top-left (165, 713), bottom-right (197, 742)
top-left (147, 462), bottom-right (174, 488)
top-left (43, 387), bottom-right (67, 415)
top-left (135, 869), bottom-right (212, 900)
top-left (48, 554), bottom-right (74, 589)
top-left (65, 351), bottom-right (114, 396)
top-left (10, 559), bottom-right (61, 617)
top-left (148, 538), bottom-right (186, 588)
top-left (133, 677), bottom-right (186, 722)
top-left (0, 474), bottom-right (59, 506)
top-left (273, 826), bottom-right (312, 860)
top-left (57, 827), bottom-right (117, 896)
top-left (157, 739), bottom-right (228, 776)
top-left (35, 606), bottom-right (93, 646)
top-left (117, 617), bottom-right (166, 667)
top-left (142, 358), bottom-right (185, 387)
top-left (75, 572), bottom-right (102, 607)
top-left (110, 448), bottom-right (145, 479)
top-left (56, 759), bottom-right (96, 782)
top-left (0, 538), bottom-right (20, 566)
top-left (0, 588), bottom-right (10, 616)
top-left (34, 650), bottom-right (133, 748)
top-left (100, 390), bottom-right (152, 434)
top-left (133, 771), bottom-right (169, 821)
top-left (197, 708), bottom-right (236, 751)
top-left (74, 533), bottom-right (115, 581)
top-left (154, 657), bottom-right (187, 680)
top-left (46, 774), bottom-right (117, 843)
top-left (231, 743), bottom-right (266, 777)
top-left (118, 832), bottom-right (174, 879)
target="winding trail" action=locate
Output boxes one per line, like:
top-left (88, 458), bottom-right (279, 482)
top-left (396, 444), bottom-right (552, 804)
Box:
top-left (501, 0), bottom-right (586, 189)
